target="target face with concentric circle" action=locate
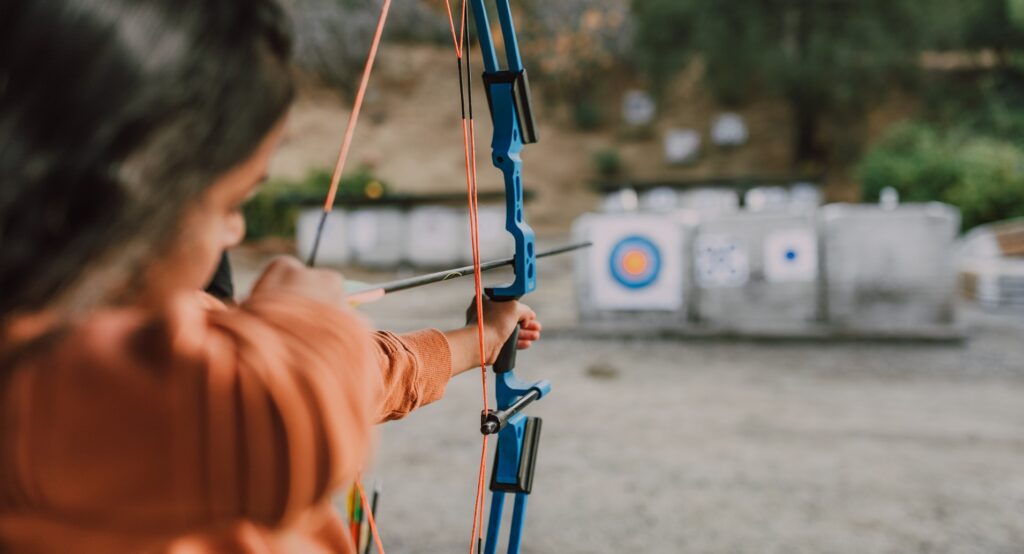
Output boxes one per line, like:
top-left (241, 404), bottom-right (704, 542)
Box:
top-left (609, 235), bottom-right (662, 289)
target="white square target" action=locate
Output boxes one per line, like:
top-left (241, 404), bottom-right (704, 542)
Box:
top-left (695, 234), bottom-right (749, 287)
top-left (576, 214), bottom-right (684, 311)
top-left (764, 228), bottom-right (817, 282)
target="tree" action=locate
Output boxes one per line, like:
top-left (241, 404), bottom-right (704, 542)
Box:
top-left (960, 0), bottom-right (1024, 61)
top-left (633, 0), bottom-right (929, 164)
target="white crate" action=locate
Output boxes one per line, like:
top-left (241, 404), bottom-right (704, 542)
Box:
top-left (694, 211), bottom-right (820, 333)
top-left (405, 206), bottom-right (467, 268)
top-left (295, 208), bottom-right (350, 266)
top-left (821, 202), bottom-right (960, 330)
top-left (678, 188), bottom-right (739, 221)
top-left (346, 208), bottom-right (406, 268)
top-left (464, 205), bottom-right (515, 264)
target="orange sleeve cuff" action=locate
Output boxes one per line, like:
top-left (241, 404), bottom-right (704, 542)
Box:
top-left (395, 328), bottom-right (452, 404)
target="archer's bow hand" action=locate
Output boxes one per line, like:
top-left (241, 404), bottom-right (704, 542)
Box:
top-left (464, 296), bottom-right (541, 361)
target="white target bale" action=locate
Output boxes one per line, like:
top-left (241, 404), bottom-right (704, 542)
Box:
top-left (821, 202), bottom-right (961, 333)
top-left (693, 211), bottom-right (821, 334)
top-left (404, 206), bottom-right (467, 268)
top-left (640, 187), bottom-right (679, 213)
top-left (346, 208), bottom-right (406, 268)
top-left (678, 188), bottom-right (739, 221)
top-left (295, 208), bottom-right (350, 266)
top-left (572, 212), bottom-right (692, 332)
top-left (744, 186), bottom-right (790, 212)
top-left (463, 205), bottom-right (515, 264)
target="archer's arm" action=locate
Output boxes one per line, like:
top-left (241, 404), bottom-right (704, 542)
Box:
top-left (370, 295), bottom-right (542, 422)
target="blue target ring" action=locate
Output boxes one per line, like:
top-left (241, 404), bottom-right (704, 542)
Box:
top-left (609, 235), bottom-right (662, 289)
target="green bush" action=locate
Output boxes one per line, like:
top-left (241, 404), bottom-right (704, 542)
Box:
top-left (573, 99), bottom-right (606, 131)
top-left (947, 138), bottom-right (1024, 229)
top-left (857, 123), bottom-right (961, 204)
top-left (243, 167), bottom-right (389, 240)
top-left (857, 122), bottom-right (1024, 229)
top-left (592, 148), bottom-right (624, 177)
top-left (242, 183), bottom-right (298, 240)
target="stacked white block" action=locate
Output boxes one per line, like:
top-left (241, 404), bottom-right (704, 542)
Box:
top-left (573, 212), bottom-right (691, 330)
top-left (743, 186), bottom-right (790, 212)
top-left (639, 187), bottom-right (679, 213)
top-left (346, 208), bottom-right (406, 268)
top-left (466, 205), bottom-right (515, 264)
top-left (678, 188), bottom-right (739, 220)
top-left (296, 208), bottom-right (350, 266)
top-left (694, 211), bottom-right (821, 334)
top-left (958, 219), bottom-right (1024, 310)
top-left (404, 206), bottom-right (467, 268)
top-left (821, 203), bottom-right (961, 332)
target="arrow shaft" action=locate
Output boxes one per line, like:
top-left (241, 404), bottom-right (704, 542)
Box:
top-left (347, 241), bottom-right (591, 304)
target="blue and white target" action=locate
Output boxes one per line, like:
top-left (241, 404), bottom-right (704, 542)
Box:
top-left (763, 228), bottom-right (817, 282)
top-left (609, 235), bottom-right (662, 289)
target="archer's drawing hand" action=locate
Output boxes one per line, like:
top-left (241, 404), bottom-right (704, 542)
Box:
top-left (466, 297), bottom-right (542, 361)
top-left (250, 256), bottom-right (347, 307)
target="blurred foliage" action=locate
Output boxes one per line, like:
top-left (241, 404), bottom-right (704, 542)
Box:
top-left (922, 69), bottom-right (1024, 144)
top-left (517, 0), bottom-right (633, 129)
top-left (633, 0), bottom-right (929, 163)
top-left (958, 0), bottom-right (1024, 55)
top-left (284, 0), bottom-right (449, 91)
top-left (573, 99), bottom-right (606, 131)
top-left (948, 139), bottom-right (1024, 228)
top-left (592, 148), bottom-right (624, 177)
top-left (857, 123), bottom-right (961, 203)
top-left (243, 167), bottom-right (389, 240)
top-left (857, 122), bottom-right (1024, 230)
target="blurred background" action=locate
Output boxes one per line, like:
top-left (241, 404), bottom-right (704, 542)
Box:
top-left (231, 0), bottom-right (1024, 551)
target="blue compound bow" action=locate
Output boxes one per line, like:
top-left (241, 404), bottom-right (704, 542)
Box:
top-left (307, 1), bottom-right (569, 551)
top-left (468, 2), bottom-right (551, 553)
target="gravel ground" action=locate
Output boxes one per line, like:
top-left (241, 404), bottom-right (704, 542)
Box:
top-left (231, 245), bottom-right (1024, 554)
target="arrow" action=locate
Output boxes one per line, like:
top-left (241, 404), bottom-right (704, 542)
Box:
top-left (345, 241), bottom-right (591, 305)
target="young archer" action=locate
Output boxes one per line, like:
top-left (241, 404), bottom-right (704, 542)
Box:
top-left (0, 0), bottom-right (541, 552)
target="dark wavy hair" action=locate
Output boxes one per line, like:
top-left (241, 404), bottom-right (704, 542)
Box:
top-left (0, 0), bottom-right (294, 316)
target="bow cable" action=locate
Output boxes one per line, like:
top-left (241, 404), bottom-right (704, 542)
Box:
top-left (441, 2), bottom-right (491, 552)
top-left (307, 1), bottom-right (393, 551)
top-left (307, 1), bottom-right (501, 550)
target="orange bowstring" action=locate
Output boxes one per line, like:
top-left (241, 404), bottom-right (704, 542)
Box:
top-left (442, 2), bottom-right (491, 552)
top-left (356, 479), bottom-right (385, 554)
top-left (327, 1), bottom-right (489, 550)
top-left (321, 0), bottom-right (393, 214)
top-left (327, 1), bottom-right (392, 551)
top-left (468, 117), bottom-right (489, 554)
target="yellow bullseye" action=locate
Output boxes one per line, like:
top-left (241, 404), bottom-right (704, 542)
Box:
top-left (622, 250), bottom-right (649, 275)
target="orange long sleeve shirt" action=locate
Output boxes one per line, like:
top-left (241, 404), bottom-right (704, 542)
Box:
top-left (0, 290), bottom-right (452, 553)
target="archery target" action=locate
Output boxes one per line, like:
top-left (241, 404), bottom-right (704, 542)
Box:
top-left (575, 214), bottom-right (684, 311)
top-left (609, 236), bottom-right (662, 288)
top-left (763, 228), bottom-right (818, 282)
top-left (695, 234), bottom-right (749, 287)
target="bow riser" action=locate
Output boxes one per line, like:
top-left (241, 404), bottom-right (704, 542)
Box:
top-left (472, 0), bottom-right (537, 300)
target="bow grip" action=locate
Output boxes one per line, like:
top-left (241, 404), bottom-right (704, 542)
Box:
top-left (485, 290), bottom-right (520, 373)
top-left (492, 323), bottom-right (519, 374)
